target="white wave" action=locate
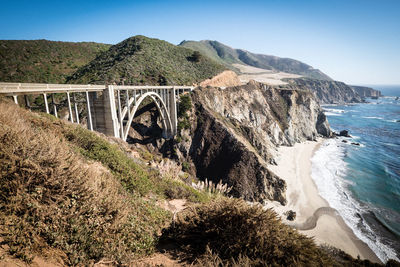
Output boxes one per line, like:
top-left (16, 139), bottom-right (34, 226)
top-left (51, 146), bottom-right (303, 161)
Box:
top-left (383, 142), bottom-right (399, 147)
top-left (325, 112), bottom-right (342, 116)
top-left (362, 116), bottom-right (384, 120)
top-left (323, 108), bottom-right (346, 114)
top-left (311, 139), bottom-right (399, 262)
top-left (361, 117), bottom-right (398, 123)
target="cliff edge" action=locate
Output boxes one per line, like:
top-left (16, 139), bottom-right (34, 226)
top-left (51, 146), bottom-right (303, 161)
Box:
top-left (176, 81), bottom-right (330, 205)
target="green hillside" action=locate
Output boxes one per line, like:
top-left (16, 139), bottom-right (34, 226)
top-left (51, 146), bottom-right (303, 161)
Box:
top-left (178, 40), bottom-right (241, 68)
top-left (180, 40), bottom-right (332, 80)
top-left (67, 35), bottom-right (227, 85)
top-left (0, 40), bottom-right (111, 83)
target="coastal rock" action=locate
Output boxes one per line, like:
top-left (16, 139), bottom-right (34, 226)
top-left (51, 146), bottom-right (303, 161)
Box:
top-left (285, 210), bottom-right (297, 221)
top-left (339, 130), bottom-right (351, 137)
top-left (351, 85), bottom-right (381, 98)
top-left (285, 78), bottom-right (364, 104)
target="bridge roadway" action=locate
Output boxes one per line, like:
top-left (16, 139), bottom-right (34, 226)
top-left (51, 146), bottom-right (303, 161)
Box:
top-left (0, 82), bottom-right (193, 140)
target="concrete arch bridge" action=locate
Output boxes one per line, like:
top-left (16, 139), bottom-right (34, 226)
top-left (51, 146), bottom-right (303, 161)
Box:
top-left (0, 82), bottom-right (193, 140)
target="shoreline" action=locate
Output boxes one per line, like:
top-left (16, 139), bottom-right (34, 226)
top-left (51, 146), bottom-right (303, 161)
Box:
top-left (266, 138), bottom-right (380, 263)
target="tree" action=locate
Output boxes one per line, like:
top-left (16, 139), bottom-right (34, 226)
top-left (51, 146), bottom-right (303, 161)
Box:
top-left (187, 51), bottom-right (202, 62)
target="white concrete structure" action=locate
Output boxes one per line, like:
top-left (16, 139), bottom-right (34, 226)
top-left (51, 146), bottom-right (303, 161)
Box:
top-left (0, 82), bottom-right (193, 141)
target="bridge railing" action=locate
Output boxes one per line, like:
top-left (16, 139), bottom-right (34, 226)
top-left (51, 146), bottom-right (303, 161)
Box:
top-left (0, 82), bottom-right (193, 140)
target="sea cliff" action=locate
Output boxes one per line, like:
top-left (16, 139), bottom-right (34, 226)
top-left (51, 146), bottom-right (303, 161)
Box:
top-left (351, 85), bottom-right (382, 98)
top-left (175, 81), bottom-right (330, 205)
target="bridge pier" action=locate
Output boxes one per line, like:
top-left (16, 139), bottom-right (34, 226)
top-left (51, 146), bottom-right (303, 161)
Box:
top-left (169, 87), bottom-right (177, 136)
top-left (90, 87), bottom-right (119, 138)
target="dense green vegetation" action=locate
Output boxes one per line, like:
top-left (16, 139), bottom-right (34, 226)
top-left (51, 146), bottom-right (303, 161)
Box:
top-left (180, 40), bottom-right (332, 80)
top-left (0, 40), bottom-right (111, 83)
top-left (177, 93), bottom-right (192, 134)
top-left (68, 35), bottom-right (226, 85)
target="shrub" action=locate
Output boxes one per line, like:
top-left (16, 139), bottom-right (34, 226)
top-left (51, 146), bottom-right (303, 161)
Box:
top-left (178, 94), bottom-right (192, 118)
top-left (181, 161), bottom-right (190, 172)
top-left (177, 118), bottom-right (191, 132)
top-left (160, 198), bottom-right (335, 266)
top-left (187, 51), bottom-right (202, 62)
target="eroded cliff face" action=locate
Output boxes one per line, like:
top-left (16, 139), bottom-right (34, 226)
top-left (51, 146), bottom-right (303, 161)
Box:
top-left (351, 85), bottom-right (382, 98)
top-left (177, 81), bottom-right (330, 205)
top-left (286, 78), bottom-right (364, 104)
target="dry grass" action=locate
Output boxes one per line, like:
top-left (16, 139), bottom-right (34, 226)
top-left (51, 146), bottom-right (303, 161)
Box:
top-left (0, 100), bottom-right (169, 265)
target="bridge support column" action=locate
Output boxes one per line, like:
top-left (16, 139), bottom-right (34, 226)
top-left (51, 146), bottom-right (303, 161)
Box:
top-left (89, 86), bottom-right (119, 138)
top-left (169, 87), bottom-right (177, 136)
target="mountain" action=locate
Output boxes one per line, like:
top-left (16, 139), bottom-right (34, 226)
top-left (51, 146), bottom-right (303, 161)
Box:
top-left (68, 36), bottom-right (227, 85)
top-left (179, 40), bottom-right (332, 81)
top-left (0, 39), bottom-right (111, 83)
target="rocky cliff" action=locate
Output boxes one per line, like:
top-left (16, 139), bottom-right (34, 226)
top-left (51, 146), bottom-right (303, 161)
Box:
top-left (351, 85), bottom-right (382, 98)
top-left (176, 81), bottom-right (330, 205)
top-left (286, 78), bottom-right (364, 104)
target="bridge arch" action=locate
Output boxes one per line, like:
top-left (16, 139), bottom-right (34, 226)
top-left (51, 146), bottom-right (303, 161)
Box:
top-left (120, 91), bottom-right (173, 141)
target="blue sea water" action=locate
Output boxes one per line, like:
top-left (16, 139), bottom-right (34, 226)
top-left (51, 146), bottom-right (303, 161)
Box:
top-left (312, 87), bottom-right (400, 262)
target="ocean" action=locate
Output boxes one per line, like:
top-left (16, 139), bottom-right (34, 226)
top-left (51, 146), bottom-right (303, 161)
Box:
top-left (311, 86), bottom-right (400, 263)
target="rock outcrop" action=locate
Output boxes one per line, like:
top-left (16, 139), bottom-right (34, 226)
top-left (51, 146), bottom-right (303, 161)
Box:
top-left (176, 81), bottom-right (330, 205)
top-left (286, 78), bottom-right (364, 104)
top-left (351, 85), bottom-right (382, 98)
top-left (199, 70), bottom-right (242, 87)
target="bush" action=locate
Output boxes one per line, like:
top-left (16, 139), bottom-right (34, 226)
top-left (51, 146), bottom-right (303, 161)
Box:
top-left (177, 118), bottom-right (191, 132)
top-left (163, 179), bottom-right (209, 203)
top-left (159, 198), bottom-right (335, 266)
top-left (187, 51), bottom-right (202, 62)
top-left (181, 161), bottom-right (190, 172)
top-left (178, 94), bottom-right (192, 118)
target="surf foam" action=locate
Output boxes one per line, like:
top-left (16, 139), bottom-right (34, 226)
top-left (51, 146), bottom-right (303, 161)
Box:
top-left (311, 139), bottom-right (399, 263)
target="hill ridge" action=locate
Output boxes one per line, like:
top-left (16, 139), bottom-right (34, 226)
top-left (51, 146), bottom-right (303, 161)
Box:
top-left (67, 35), bottom-right (226, 85)
top-left (179, 39), bottom-right (332, 81)
top-left (0, 39), bottom-right (111, 83)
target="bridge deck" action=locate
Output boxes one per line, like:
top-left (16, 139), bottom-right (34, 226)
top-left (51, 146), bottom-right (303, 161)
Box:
top-left (0, 82), bottom-right (193, 95)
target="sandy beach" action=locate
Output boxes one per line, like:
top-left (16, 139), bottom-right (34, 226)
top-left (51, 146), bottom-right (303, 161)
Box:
top-left (266, 139), bottom-right (381, 263)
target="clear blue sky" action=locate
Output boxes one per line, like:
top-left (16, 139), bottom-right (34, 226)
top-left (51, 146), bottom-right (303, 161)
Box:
top-left (1, 0), bottom-right (399, 85)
